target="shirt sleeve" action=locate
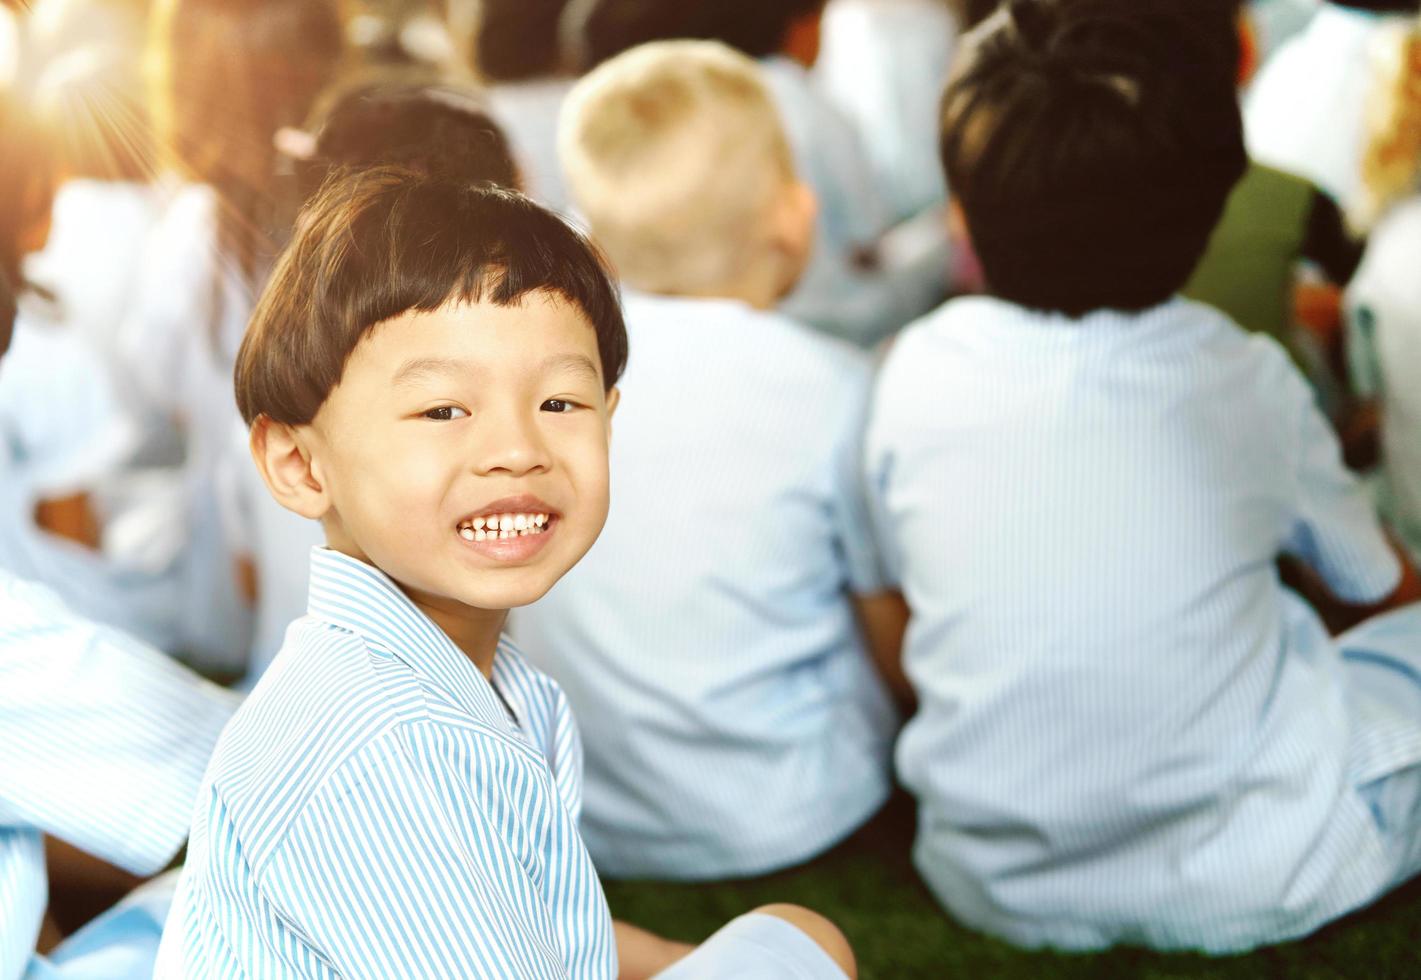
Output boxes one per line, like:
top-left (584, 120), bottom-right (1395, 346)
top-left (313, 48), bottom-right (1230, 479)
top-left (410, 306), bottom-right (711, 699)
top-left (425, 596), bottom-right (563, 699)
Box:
top-left (0, 575), bottom-right (240, 876)
top-left (1283, 393), bottom-right (1401, 603)
top-left (254, 724), bottom-right (615, 979)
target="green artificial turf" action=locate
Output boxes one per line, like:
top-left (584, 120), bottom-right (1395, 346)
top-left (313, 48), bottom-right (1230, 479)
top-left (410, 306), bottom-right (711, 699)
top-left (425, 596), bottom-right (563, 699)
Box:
top-left (602, 797), bottom-right (1421, 979)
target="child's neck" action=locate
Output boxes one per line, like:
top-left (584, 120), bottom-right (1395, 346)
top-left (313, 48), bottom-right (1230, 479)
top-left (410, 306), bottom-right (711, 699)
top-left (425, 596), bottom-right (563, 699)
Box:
top-left (643, 265), bottom-right (788, 311)
top-left (405, 591), bottom-right (508, 679)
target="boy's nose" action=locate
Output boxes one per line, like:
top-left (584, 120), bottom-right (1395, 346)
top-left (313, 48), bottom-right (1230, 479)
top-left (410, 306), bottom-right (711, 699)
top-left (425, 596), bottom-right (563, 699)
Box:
top-left (472, 410), bottom-right (552, 476)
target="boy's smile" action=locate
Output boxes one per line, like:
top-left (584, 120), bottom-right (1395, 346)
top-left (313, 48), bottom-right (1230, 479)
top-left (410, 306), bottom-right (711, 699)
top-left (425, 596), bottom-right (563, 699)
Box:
top-left (297, 289), bottom-right (618, 668)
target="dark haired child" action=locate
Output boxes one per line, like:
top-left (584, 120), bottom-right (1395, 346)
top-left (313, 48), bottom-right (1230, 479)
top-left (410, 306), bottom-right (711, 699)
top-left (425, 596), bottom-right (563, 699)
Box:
top-left (570, 0), bottom-right (948, 347)
top-left (231, 74), bottom-right (525, 681)
top-left (866, 0), bottom-right (1421, 952)
top-left (114, 0), bottom-right (346, 673)
top-left (155, 170), bottom-right (857, 978)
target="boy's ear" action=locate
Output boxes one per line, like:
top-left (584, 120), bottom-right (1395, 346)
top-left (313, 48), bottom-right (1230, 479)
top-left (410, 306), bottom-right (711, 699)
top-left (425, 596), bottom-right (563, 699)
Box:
top-left (250, 415), bottom-right (331, 521)
top-left (603, 386), bottom-right (620, 443)
top-left (770, 180), bottom-right (818, 273)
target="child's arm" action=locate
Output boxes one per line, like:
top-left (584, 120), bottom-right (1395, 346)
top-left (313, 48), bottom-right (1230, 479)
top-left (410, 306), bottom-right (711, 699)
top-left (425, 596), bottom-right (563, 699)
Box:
top-left (852, 591), bottom-right (914, 710)
top-left (612, 921), bottom-right (694, 980)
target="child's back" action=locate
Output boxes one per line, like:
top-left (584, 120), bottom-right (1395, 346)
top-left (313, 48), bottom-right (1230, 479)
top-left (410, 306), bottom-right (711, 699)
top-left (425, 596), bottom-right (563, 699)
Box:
top-left (871, 294), bottom-right (1404, 949)
top-left (872, 0), bottom-right (1421, 952)
top-left (517, 289), bottom-right (898, 878)
top-left (519, 39), bottom-right (901, 881)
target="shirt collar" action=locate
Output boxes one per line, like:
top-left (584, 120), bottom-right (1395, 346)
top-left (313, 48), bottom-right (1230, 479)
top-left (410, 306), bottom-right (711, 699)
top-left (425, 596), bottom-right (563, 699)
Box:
top-left (305, 547), bottom-right (521, 734)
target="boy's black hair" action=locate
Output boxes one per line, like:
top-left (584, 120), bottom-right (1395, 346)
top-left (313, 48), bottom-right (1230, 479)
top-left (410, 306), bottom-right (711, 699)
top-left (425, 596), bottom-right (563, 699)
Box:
top-left (236, 168), bottom-right (626, 427)
top-left (0, 270), bottom-right (15, 360)
top-left (299, 79), bottom-right (520, 201)
top-left (942, 0), bottom-right (1247, 317)
top-left (576, 0), bottom-right (825, 70)
top-left (476, 0), bottom-right (574, 81)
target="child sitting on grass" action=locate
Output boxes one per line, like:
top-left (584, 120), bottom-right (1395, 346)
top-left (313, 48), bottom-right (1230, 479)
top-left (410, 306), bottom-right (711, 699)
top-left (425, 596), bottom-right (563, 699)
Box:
top-left (866, 0), bottom-right (1421, 953)
top-left (515, 39), bottom-right (903, 882)
top-left (156, 168), bottom-right (856, 978)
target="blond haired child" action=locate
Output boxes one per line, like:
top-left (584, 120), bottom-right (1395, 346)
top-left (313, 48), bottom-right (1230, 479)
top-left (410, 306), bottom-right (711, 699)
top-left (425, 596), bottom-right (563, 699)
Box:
top-left (513, 40), bottom-right (903, 881)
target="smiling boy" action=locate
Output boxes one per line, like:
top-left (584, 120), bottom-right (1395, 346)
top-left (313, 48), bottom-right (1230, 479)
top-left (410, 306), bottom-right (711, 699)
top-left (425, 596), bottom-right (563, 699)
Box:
top-left (154, 169), bottom-right (856, 978)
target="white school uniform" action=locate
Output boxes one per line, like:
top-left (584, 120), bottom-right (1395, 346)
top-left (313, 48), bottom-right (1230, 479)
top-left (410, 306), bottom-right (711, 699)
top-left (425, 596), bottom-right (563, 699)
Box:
top-left (119, 182), bottom-right (254, 671)
top-left (0, 313), bottom-right (181, 649)
top-left (1244, 5), bottom-right (1408, 218)
top-left (157, 548), bottom-right (848, 978)
top-left (486, 77), bottom-right (579, 218)
top-left (513, 291), bottom-right (898, 880)
top-left (0, 572), bottom-right (238, 980)
top-left (1346, 196), bottom-right (1421, 564)
top-left (22, 180), bottom-right (163, 410)
top-left (866, 294), bottom-right (1421, 952)
top-left (817, 0), bottom-right (955, 222)
top-left (762, 56), bottom-right (949, 347)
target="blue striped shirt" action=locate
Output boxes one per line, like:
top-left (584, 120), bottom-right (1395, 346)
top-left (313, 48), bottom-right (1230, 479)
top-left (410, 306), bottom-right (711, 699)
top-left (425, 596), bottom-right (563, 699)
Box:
top-left (514, 292), bottom-right (898, 880)
top-left (867, 296), bottom-right (1408, 952)
top-left (155, 548), bottom-right (616, 978)
top-left (0, 573), bottom-right (237, 980)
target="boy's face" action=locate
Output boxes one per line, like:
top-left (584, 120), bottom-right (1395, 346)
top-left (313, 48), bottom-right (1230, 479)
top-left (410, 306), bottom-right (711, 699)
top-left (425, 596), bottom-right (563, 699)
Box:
top-left (304, 291), bottom-right (617, 618)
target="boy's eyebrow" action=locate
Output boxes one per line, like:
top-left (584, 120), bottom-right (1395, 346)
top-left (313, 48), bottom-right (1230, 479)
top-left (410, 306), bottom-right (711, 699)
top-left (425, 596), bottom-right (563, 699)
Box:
top-left (390, 353), bottom-right (603, 387)
top-left (391, 356), bottom-right (481, 388)
top-left (540, 353), bottom-right (602, 385)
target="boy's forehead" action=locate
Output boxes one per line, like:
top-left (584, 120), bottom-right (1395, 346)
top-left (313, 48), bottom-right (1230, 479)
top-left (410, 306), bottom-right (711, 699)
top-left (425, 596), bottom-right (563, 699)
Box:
top-left (352, 292), bottom-right (603, 381)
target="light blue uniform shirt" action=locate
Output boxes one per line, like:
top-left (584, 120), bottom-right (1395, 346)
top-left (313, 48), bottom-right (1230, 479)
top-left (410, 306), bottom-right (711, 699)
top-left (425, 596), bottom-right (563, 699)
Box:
top-left (867, 296), bottom-right (1421, 952)
top-left (155, 548), bottom-right (616, 978)
top-left (0, 573), bottom-right (237, 980)
top-left (514, 292), bottom-right (899, 880)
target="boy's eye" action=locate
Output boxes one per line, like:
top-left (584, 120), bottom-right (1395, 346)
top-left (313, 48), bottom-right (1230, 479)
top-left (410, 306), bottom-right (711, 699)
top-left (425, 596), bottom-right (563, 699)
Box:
top-left (541, 399), bottom-right (579, 413)
top-left (422, 406), bottom-right (469, 421)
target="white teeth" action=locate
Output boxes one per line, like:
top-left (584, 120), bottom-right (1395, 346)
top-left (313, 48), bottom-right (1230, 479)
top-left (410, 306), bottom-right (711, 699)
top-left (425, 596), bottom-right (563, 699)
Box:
top-left (461, 512), bottom-right (551, 540)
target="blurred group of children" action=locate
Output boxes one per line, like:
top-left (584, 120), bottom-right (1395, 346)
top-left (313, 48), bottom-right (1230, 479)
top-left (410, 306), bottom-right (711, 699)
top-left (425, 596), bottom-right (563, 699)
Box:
top-left (5, 0), bottom-right (1421, 975)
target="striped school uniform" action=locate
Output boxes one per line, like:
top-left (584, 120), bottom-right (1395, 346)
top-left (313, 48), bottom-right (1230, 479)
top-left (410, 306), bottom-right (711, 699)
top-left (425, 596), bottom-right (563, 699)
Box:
top-left (866, 295), bottom-right (1421, 952)
top-left (154, 547), bottom-right (616, 978)
top-left (0, 573), bottom-right (237, 980)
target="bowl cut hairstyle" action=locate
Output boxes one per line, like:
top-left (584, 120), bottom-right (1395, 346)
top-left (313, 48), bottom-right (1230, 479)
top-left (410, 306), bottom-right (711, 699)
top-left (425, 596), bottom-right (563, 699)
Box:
top-left (235, 168), bottom-right (628, 428)
top-left (941, 0), bottom-right (1248, 317)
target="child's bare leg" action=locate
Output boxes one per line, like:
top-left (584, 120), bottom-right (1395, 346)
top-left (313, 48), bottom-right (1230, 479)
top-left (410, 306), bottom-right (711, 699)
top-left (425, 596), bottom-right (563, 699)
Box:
top-left (749, 904), bottom-right (857, 979)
